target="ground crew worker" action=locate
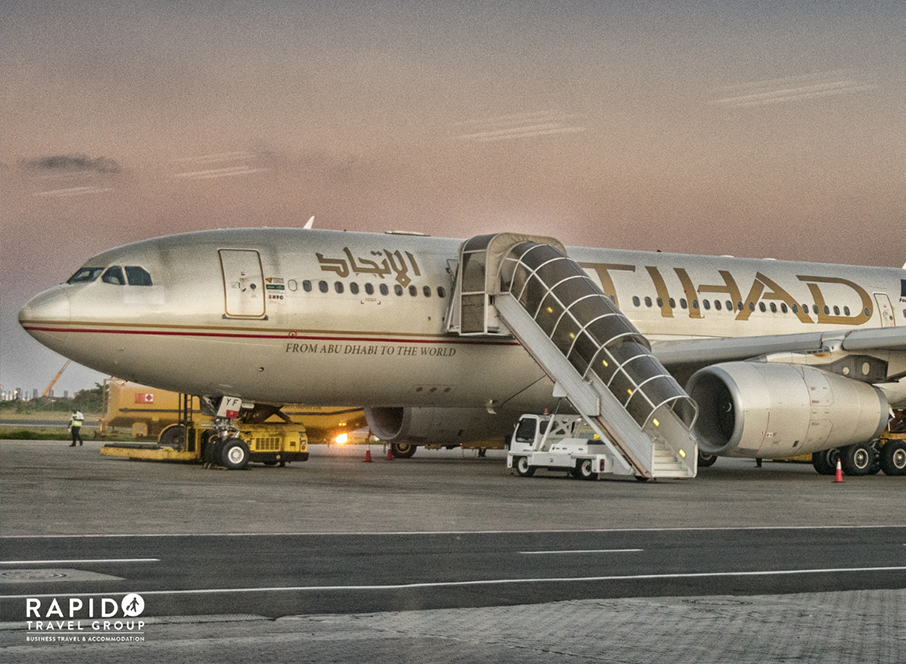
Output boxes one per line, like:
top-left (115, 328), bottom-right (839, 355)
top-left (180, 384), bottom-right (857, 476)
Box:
top-left (69, 409), bottom-right (85, 447)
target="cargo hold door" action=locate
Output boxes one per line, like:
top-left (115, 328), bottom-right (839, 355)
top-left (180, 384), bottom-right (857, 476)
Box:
top-left (219, 249), bottom-right (266, 318)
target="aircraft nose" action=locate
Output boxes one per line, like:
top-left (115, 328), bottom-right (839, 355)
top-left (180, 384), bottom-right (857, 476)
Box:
top-left (18, 286), bottom-right (72, 331)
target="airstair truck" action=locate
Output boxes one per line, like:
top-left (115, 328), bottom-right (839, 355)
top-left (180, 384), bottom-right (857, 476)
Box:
top-left (507, 413), bottom-right (618, 480)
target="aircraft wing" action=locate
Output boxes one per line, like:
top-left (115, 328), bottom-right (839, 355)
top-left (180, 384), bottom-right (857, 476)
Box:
top-left (652, 327), bottom-right (906, 372)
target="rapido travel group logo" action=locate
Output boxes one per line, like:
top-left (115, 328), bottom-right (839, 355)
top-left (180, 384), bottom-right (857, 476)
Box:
top-left (26, 593), bottom-right (146, 643)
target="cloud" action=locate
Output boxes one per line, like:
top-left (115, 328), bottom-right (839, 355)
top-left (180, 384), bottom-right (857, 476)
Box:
top-left (18, 154), bottom-right (121, 174)
top-left (451, 111), bottom-right (587, 143)
top-left (712, 71), bottom-right (876, 108)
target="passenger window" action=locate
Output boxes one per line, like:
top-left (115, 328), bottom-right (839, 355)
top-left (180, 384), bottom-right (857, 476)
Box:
top-left (632, 296), bottom-right (641, 307)
top-left (833, 305), bottom-right (840, 316)
top-left (823, 305), bottom-right (830, 315)
top-left (692, 300), bottom-right (699, 310)
top-left (125, 266), bottom-right (152, 286)
top-left (737, 301), bottom-right (744, 311)
top-left (380, 284), bottom-right (389, 296)
top-left (726, 300), bottom-right (732, 311)
top-left (67, 267), bottom-right (104, 284)
top-left (656, 297), bottom-right (663, 307)
top-left (350, 282), bottom-right (360, 295)
top-left (438, 286), bottom-right (447, 298)
top-left (703, 300), bottom-right (711, 310)
top-left (409, 285), bottom-right (417, 297)
top-left (792, 304), bottom-right (799, 313)
top-left (748, 302), bottom-right (755, 312)
top-left (812, 305), bottom-right (819, 315)
top-left (770, 303), bottom-right (777, 313)
top-left (365, 283), bottom-right (374, 295)
top-left (319, 281), bottom-right (328, 293)
top-left (423, 286), bottom-right (432, 297)
top-left (101, 266), bottom-right (125, 285)
top-left (680, 299), bottom-right (687, 309)
top-left (335, 282), bottom-right (344, 294)
top-left (668, 298), bottom-right (676, 308)
top-left (644, 296), bottom-right (652, 307)
top-left (781, 303), bottom-right (788, 313)
top-left (844, 306), bottom-right (850, 316)
top-left (303, 280), bottom-right (312, 292)
top-left (759, 303), bottom-right (766, 312)
top-left (394, 285), bottom-right (403, 296)
top-left (714, 300), bottom-right (722, 311)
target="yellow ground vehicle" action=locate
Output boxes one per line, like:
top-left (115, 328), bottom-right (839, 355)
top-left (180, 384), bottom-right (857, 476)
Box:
top-left (99, 379), bottom-right (365, 443)
top-left (101, 394), bottom-right (309, 469)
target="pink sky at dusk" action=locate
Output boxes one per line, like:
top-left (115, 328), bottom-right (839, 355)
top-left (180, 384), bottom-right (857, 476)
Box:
top-left (2, 1), bottom-right (905, 394)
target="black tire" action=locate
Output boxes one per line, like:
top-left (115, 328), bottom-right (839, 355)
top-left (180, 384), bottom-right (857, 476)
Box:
top-left (697, 451), bottom-right (718, 468)
top-left (514, 456), bottom-right (535, 477)
top-left (812, 448), bottom-right (839, 476)
top-left (390, 442), bottom-right (417, 459)
top-left (159, 425), bottom-right (186, 450)
top-left (575, 458), bottom-right (596, 480)
top-left (221, 438), bottom-right (250, 470)
top-left (879, 440), bottom-right (906, 476)
top-left (839, 442), bottom-right (875, 477)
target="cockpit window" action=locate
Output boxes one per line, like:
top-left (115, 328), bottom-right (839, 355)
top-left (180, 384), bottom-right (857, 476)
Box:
top-left (125, 266), bottom-right (152, 286)
top-left (67, 267), bottom-right (104, 284)
top-left (101, 266), bottom-right (126, 285)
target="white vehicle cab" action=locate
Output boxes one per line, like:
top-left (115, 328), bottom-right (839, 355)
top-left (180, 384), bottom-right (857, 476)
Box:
top-left (507, 413), bottom-right (616, 480)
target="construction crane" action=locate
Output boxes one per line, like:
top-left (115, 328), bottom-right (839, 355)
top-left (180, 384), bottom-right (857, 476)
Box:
top-left (42, 360), bottom-right (72, 397)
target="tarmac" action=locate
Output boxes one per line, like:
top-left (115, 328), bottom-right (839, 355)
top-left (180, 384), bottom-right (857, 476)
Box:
top-left (1, 440), bottom-right (904, 663)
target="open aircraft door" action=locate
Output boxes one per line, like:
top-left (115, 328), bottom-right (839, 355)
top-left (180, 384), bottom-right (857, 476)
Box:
top-left (219, 249), bottom-right (266, 318)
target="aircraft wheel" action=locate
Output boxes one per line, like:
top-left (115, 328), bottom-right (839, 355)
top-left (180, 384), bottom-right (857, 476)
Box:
top-left (840, 442), bottom-right (875, 476)
top-left (697, 451), bottom-right (718, 468)
top-left (514, 456), bottom-right (535, 477)
top-left (879, 440), bottom-right (906, 476)
top-left (221, 438), bottom-right (250, 470)
top-left (390, 442), bottom-right (417, 459)
top-left (576, 458), bottom-right (596, 480)
top-left (811, 448), bottom-right (839, 476)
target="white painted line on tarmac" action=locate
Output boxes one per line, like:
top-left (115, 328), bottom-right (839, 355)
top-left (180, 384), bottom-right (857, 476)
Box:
top-left (520, 549), bottom-right (643, 555)
top-left (4, 525), bottom-right (905, 538)
top-left (5, 565), bottom-right (905, 599)
top-left (0, 559), bottom-right (159, 565)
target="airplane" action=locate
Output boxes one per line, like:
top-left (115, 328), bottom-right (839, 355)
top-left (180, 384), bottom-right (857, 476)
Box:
top-left (18, 227), bottom-right (906, 478)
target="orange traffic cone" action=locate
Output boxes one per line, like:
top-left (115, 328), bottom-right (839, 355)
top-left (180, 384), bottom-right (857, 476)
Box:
top-left (834, 459), bottom-right (844, 483)
top-left (385, 447), bottom-right (394, 461)
top-left (363, 448), bottom-right (373, 463)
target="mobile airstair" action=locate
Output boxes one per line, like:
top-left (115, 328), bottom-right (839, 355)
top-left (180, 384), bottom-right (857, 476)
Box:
top-left (445, 233), bottom-right (699, 479)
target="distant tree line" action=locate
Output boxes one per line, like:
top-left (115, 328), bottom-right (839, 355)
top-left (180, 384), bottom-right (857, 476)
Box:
top-left (0, 384), bottom-right (104, 414)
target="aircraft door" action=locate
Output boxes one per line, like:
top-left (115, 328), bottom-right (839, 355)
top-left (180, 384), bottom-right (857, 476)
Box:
top-left (874, 293), bottom-right (895, 327)
top-left (219, 249), bottom-right (266, 318)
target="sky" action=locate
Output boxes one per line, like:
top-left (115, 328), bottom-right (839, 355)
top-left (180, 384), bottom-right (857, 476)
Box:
top-left (2, 0), bottom-right (905, 396)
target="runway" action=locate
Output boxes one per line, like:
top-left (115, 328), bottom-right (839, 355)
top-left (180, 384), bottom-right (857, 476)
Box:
top-left (1, 440), bottom-right (904, 662)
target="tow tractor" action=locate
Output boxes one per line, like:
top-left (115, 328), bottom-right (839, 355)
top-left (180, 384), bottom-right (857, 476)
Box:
top-left (507, 413), bottom-right (617, 480)
top-left (101, 395), bottom-right (308, 470)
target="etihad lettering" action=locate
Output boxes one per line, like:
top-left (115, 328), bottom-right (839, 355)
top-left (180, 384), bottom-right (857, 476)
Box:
top-left (798, 276), bottom-right (872, 325)
top-left (577, 261), bottom-right (874, 326)
top-left (578, 263), bottom-right (635, 308)
top-left (317, 248), bottom-right (422, 287)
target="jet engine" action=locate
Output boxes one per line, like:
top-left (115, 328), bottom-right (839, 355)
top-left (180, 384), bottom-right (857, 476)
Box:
top-left (365, 406), bottom-right (514, 457)
top-left (686, 362), bottom-right (887, 458)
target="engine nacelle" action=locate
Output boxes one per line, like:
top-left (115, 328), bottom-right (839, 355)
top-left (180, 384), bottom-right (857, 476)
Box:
top-left (365, 406), bottom-right (513, 448)
top-left (686, 362), bottom-right (887, 458)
